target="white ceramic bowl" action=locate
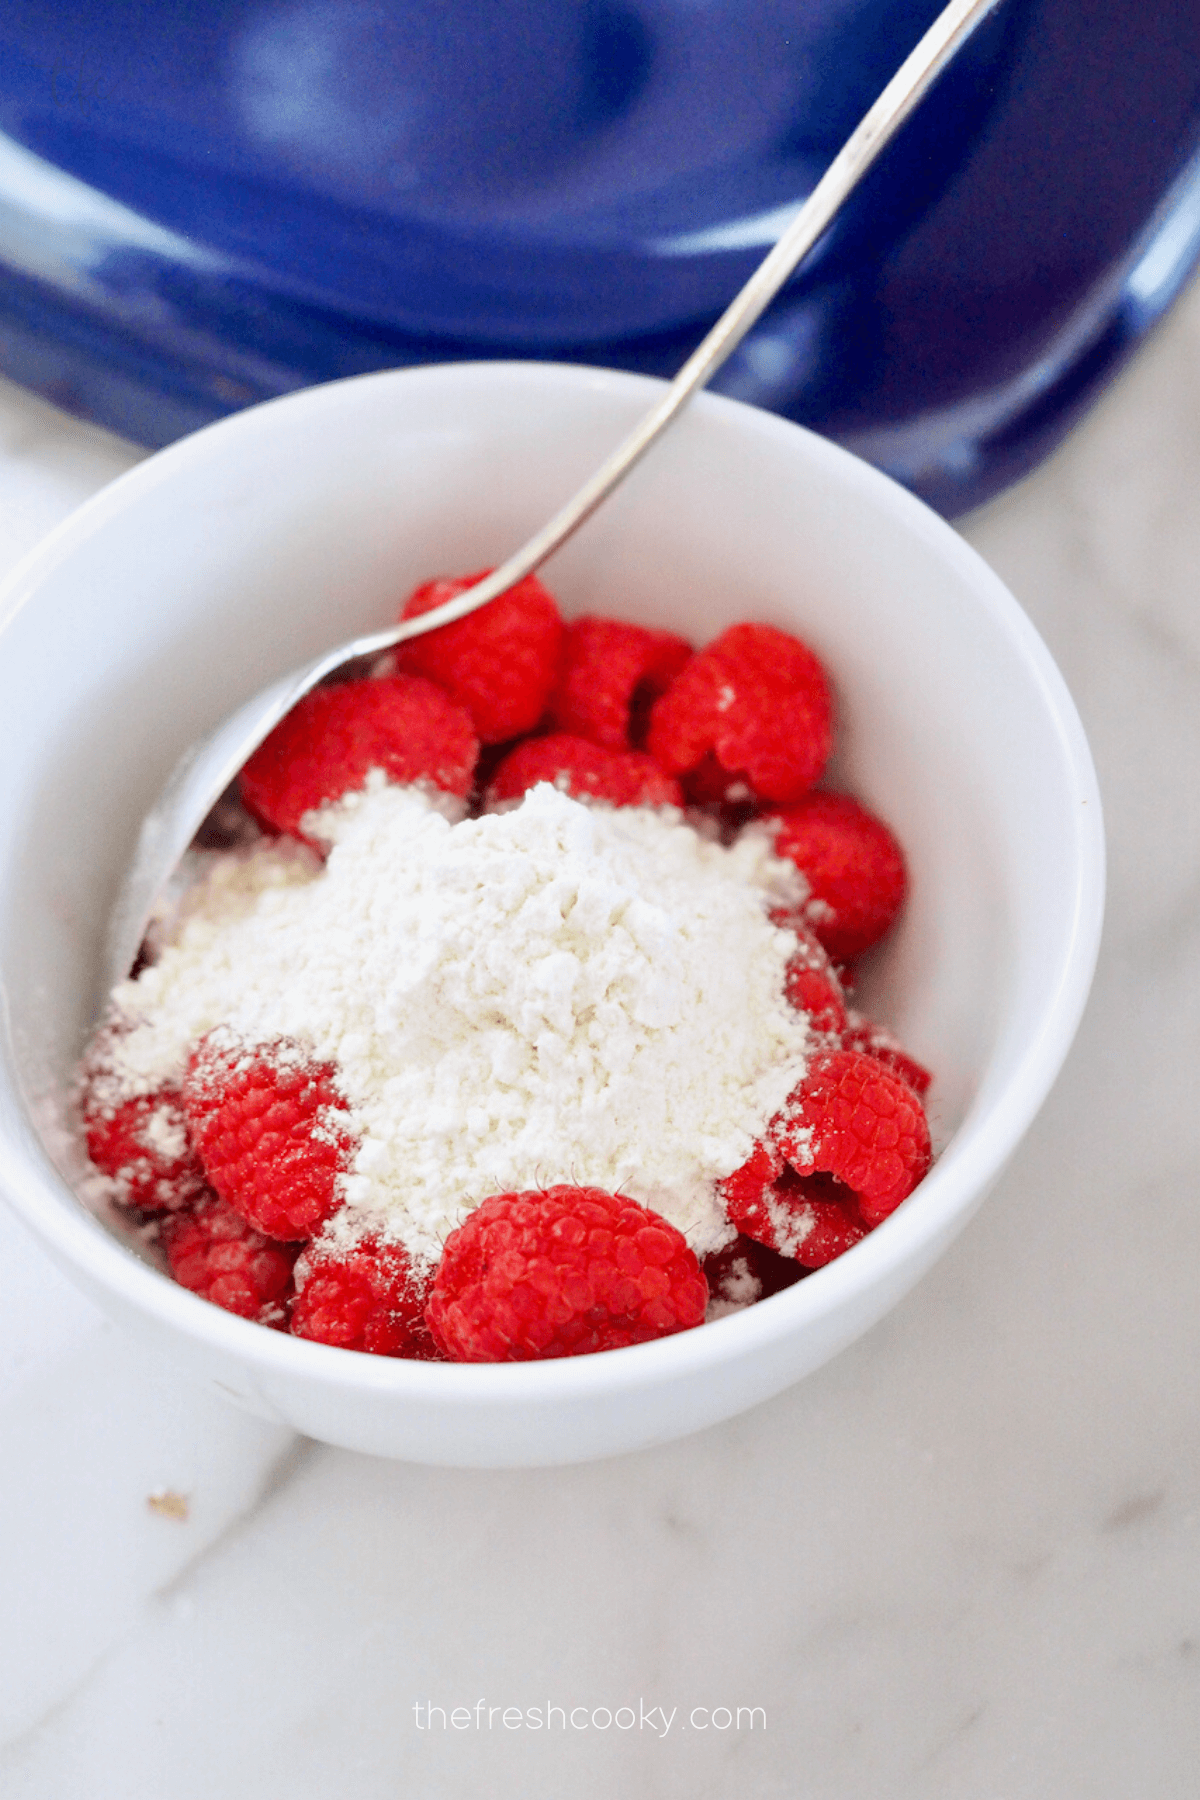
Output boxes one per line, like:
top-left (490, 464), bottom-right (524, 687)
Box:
top-left (0, 364), bottom-right (1103, 1466)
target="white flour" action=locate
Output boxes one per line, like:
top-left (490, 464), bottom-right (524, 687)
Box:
top-left (97, 779), bottom-right (813, 1266)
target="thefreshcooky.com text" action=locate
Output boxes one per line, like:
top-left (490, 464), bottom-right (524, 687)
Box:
top-left (412, 1700), bottom-right (764, 1737)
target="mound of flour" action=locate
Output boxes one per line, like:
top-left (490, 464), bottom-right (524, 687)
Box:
top-left (103, 779), bottom-right (813, 1265)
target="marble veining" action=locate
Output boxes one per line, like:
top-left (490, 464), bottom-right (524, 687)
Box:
top-left (3, 279), bottom-right (1200, 1794)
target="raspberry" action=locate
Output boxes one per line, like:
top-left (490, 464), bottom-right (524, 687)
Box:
top-left (772, 1048), bottom-right (931, 1227)
top-left (426, 1186), bottom-right (708, 1361)
top-left (162, 1194), bottom-right (298, 1325)
top-left (719, 1048), bottom-right (931, 1257)
top-left (182, 1029), bottom-right (356, 1241)
top-left (394, 569), bottom-right (564, 744)
top-left (842, 1016), bottom-right (932, 1097)
top-left (486, 733), bottom-right (683, 809)
top-left (82, 1085), bottom-right (206, 1213)
top-left (771, 909), bottom-right (847, 1036)
top-left (549, 615), bottom-right (692, 750)
top-left (716, 1137), bottom-right (785, 1225)
top-left (768, 791), bottom-right (907, 962)
top-left (675, 750), bottom-right (756, 808)
top-left (720, 1158), bottom-right (867, 1268)
top-left (291, 1235), bottom-right (440, 1358)
top-left (647, 622), bottom-right (833, 805)
top-left (239, 674), bottom-right (478, 838)
top-left (702, 1232), bottom-right (806, 1314)
top-left (778, 1174), bottom-right (868, 1265)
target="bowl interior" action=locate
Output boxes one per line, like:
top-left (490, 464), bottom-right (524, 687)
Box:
top-left (0, 362), bottom-right (1102, 1461)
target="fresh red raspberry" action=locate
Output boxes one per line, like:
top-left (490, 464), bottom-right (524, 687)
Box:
top-left (719, 1049), bottom-right (931, 1256)
top-left (162, 1194), bottom-right (298, 1325)
top-left (426, 1186), bottom-right (708, 1361)
top-left (548, 615), bottom-right (692, 750)
top-left (768, 791), bottom-right (907, 962)
top-left (772, 1048), bottom-right (931, 1226)
top-left (394, 569), bottom-right (564, 744)
top-left (716, 1135), bottom-right (783, 1215)
top-left (771, 909), bottom-right (847, 1036)
top-left (720, 1151), bottom-right (867, 1267)
top-left (182, 1030), bottom-right (356, 1241)
top-left (82, 1085), bottom-right (206, 1213)
top-left (702, 1232), bottom-right (806, 1313)
top-left (842, 1016), bottom-right (932, 1097)
top-left (291, 1235), bottom-right (440, 1358)
top-left (778, 1175), bottom-right (867, 1265)
top-left (717, 1137), bottom-right (786, 1226)
top-left (647, 622), bottom-right (833, 805)
top-left (675, 750), bottom-right (755, 808)
top-left (485, 733), bottom-right (683, 809)
top-left (239, 674), bottom-right (478, 838)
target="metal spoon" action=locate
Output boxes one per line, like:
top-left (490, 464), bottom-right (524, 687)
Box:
top-left (105, 0), bottom-right (1001, 991)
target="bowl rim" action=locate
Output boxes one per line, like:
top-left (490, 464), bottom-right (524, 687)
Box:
top-left (0, 358), bottom-right (1106, 1405)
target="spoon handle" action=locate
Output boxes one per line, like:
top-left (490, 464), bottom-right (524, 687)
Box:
top-left (375, 0), bottom-right (1005, 653)
top-left (102, 0), bottom-right (1003, 991)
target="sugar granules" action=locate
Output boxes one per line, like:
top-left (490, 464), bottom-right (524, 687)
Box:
top-left (90, 779), bottom-right (815, 1267)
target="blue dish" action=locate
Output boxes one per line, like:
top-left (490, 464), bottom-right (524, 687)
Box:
top-left (1, 0), bottom-right (1199, 515)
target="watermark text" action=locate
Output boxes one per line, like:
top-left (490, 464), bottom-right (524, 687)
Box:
top-left (412, 1699), bottom-right (764, 1736)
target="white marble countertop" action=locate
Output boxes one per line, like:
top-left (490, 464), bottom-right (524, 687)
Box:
top-left (2, 289), bottom-right (1199, 1798)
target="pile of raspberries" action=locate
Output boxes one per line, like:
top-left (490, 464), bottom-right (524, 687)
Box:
top-left (81, 570), bottom-right (932, 1363)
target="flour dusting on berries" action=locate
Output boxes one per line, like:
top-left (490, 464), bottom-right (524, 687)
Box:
top-left (92, 779), bottom-right (812, 1265)
top-left (80, 574), bottom-right (934, 1360)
